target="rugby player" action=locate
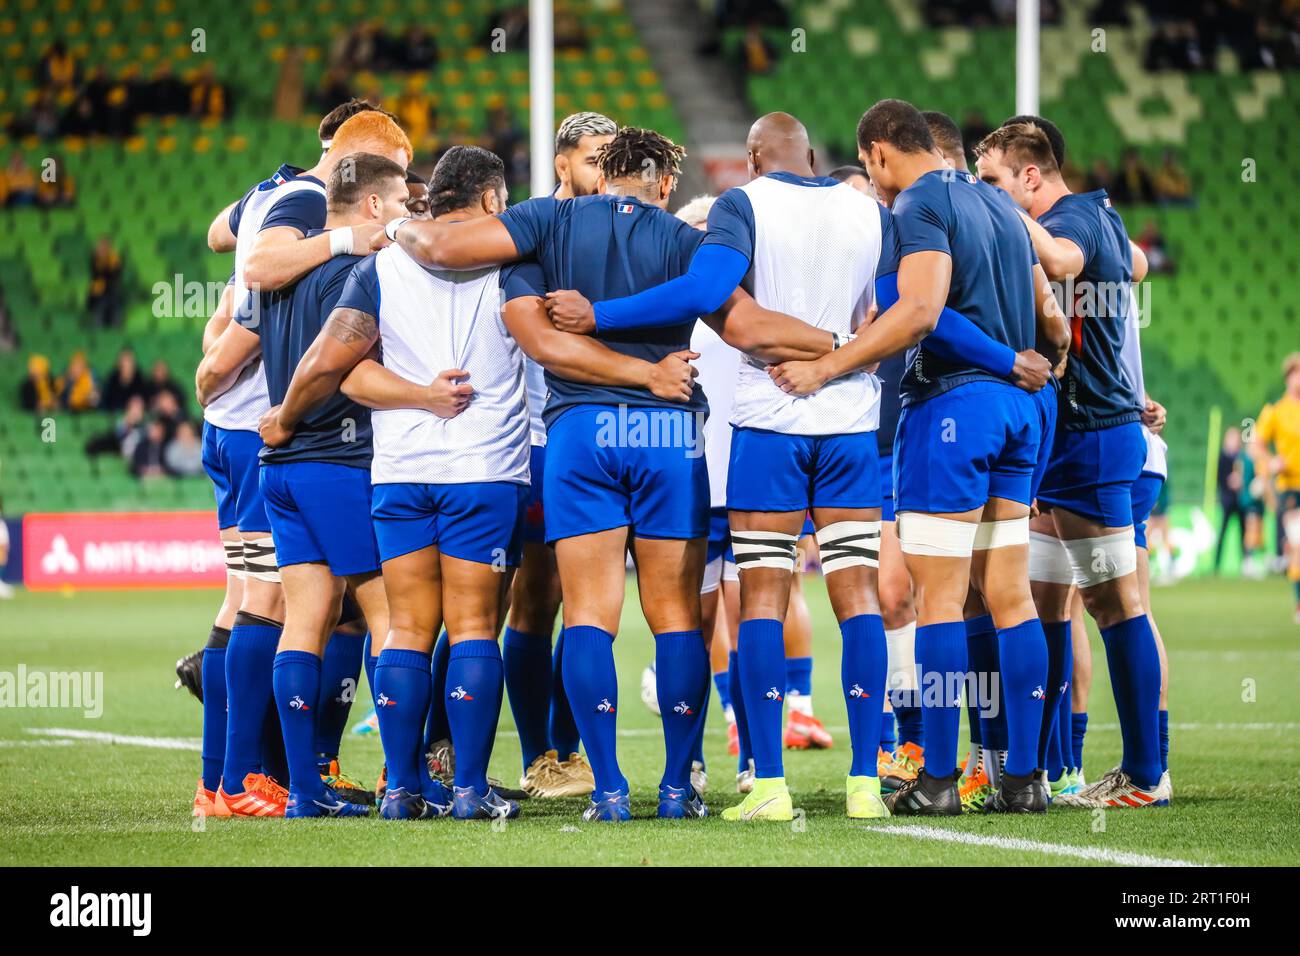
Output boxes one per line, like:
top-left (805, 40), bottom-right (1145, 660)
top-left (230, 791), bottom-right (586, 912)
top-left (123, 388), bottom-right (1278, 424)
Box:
top-left (767, 100), bottom-right (1068, 815)
top-left (1253, 353), bottom-right (1300, 623)
top-left (975, 120), bottom-right (1169, 808)
top-left (384, 127), bottom-right (836, 820)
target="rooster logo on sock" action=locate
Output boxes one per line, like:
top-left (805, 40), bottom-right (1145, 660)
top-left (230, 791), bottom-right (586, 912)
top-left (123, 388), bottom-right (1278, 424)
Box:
top-left (449, 685), bottom-right (474, 701)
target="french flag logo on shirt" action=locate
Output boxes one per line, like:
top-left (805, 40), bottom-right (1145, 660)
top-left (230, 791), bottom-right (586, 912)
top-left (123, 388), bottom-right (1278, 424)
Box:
top-left (617, 203), bottom-right (635, 214)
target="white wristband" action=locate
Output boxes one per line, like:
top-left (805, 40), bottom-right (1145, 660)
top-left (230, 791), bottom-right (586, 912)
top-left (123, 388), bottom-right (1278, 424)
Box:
top-left (385, 217), bottom-right (412, 242)
top-left (328, 227), bottom-right (354, 257)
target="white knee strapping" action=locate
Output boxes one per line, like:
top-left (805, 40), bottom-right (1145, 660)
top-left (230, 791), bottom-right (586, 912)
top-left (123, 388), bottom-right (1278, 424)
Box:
top-left (972, 516), bottom-right (1029, 550)
top-left (884, 621), bottom-right (918, 693)
top-left (722, 559), bottom-right (739, 583)
top-left (1029, 531), bottom-right (1074, 584)
top-left (1062, 528), bottom-right (1138, 588)
top-left (898, 512), bottom-right (979, 558)
top-left (815, 520), bottom-right (881, 572)
top-left (730, 530), bottom-right (799, 572)
top-left (701, 555), bottom-right (723, 594)
top-left (223, 541), bottom-right (246, 580)
top-left (242, 536), bottom-right (281, 583)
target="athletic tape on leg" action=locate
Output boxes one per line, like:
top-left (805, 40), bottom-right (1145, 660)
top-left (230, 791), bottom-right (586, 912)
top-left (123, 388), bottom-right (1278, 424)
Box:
top-left (224, 541), bottom-right (246, 579)
top-left (815, 520), bottom-right (881, 572)
top-left (730, 530), bottom-right (798, 572)
top-left (898, 512), bottom-right (978, 558)
top-left (1029, 531), bottom-right (1074, 584)
top-left (885, 621), bottom-right (919, 694)
top-left (701, 555), bottom-right (723, 594)
top-left (972, 516), bottom-right (1029, 550)
top-left (242, 536), bottom-right (281, 583)
top-left (1062, 528), bottom-right (1137, 588)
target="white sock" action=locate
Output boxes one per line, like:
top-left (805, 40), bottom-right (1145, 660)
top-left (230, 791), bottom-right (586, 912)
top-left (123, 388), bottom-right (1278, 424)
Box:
top-left (787, 693), bottom-right (814, 717)
top-left (723, 704), bottom-right (736, 725)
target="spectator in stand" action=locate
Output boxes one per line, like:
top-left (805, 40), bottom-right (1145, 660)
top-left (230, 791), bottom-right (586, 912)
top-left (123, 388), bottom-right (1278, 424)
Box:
top-left (87, 236), bottom-right (124, 328)
top-left (35, 154), bottom-right (75, 208)
top-left (131, 418), bottom-right (169, 479)
top-left (1136, 219), bottom-right (1177, 274)
top-left (146, 63), bottom-right (189, 116)
top-left (487, 105), bottom-right (523, 168)
top-left (20, 354), bottom-right (58, 414)
top-left (85, 393), bottom-right (148, 459)
top-left (148, 359), bottom-right (187, 416)
top-left (164, 419), bottom-right (205, 477)
top-left (1085, 156), bottom-right (1114, 193)
top-left (396, 25), bottom-right (439, 69)
top-left (57, 350), bottom-right (100, 413)
top-left (1153, 149), bottom-right (1193, 205)
top-left (735, 22), bottom-right (778, 76)
top-left (151, 389), bottom-right (188, 441)
top-left (393, 76), bottom-right (437, 149)
top-left (1113, 147), bottom-right (1156, 205)
top-left (101, 347), bottom-right (150, 411)
top-left (189, 63), bottom-right (229, 121)
top-left (39, 40), bottom-right (78, 91)
top-left (4, 154), bottom-right (38, 207)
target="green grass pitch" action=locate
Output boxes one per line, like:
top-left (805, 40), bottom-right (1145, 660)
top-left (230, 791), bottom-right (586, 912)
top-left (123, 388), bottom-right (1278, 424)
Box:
top-left (1, 576), bottom-right (1297, 867)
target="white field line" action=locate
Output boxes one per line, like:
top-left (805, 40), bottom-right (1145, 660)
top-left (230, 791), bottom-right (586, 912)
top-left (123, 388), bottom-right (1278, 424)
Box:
top-left (23, 727), bottom-right (201, 750)
top-left (867, 824), bottom-right (1210, 867)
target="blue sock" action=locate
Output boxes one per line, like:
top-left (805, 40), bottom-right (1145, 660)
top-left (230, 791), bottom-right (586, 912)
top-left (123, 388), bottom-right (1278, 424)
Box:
top-left (1072, 711), bottom-right (1088, 771)
top-left (728, 650), bottom-right (754, 771)
top-left (895, 704), bottom-right (924, 749)
top-left (273, 650), bottom-right (328, 800)
top-left (841, 614), bottom-right (887, 777)
top-left (374, 648), bottom-right (432, 795)
top-left (738, 618), bottom-right (787, 779)
top-left (548, 629), bottom-right (582, 757)
top-left (423, 631), bottom-right (451, 751)
top-left (914, 621), bottom-right (966, 778)
top-left (221, 621), bottom-right (281, 794)
top-left (261, 705), bottom-right (289, 784)
top-left (314, 630), bottom-right (364, 763)
top-left (445, 639), bottom-right (504, 793)
top-left (560, 625), bottom-right (627, 794)
top-left (978, 630), bottom-right (1010, 754)
top-left (1057, 685), bottom-right (1072, 770)
top-left (879, 711), bottom-right (897, 754)
top-left (996, 618), bottom-right (1048, 778)
top-left (362, 631), bottom-right (378, 710)
top-left (654, 630), bottom-right (710, 790)
top-left (200, 627), bottom-right (229, 792)
top-left (785, 655), bottom-right (813, 699)
top-left (1038, 621), bottom-right (1072, 776)
top-left (503, 627), bottom-right (553, 769)
top-left (1158, 708), bottom-right (1169, 775)
top-left (713, 668), bottom-right (732, 714)
top-left (964, 614), bottom-right (997, 750)
top-left (691, 680), bottom-right (711, 768)
top-left (1100, 615), bottom-right (1162, 788)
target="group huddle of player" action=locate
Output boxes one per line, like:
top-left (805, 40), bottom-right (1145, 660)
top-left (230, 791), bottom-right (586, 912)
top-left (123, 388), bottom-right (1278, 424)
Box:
top-left (178, 92), bottom-right (1173, 823)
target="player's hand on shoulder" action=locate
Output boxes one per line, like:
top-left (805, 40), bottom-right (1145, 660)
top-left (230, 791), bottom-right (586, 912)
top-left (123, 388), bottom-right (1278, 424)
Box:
top-left (1010, 349), bottom-right (1051, 392)
top-left (648, 350), bottom-right (698, 403)
top-left (427, 368), bottom-right (473, 418)
top-left (768, 358), bottom-right (829, 397)
top-left (544, 289), bottom-right (596, 334)
top-left (364, 223), bottom-right (390, 252)
top-left (259, 405), bottom-right (293, 448)
top-left (1141, 397), bottom-right (1167, 434)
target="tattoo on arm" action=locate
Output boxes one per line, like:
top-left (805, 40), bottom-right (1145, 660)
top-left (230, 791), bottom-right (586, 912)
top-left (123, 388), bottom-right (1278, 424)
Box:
top-left (324, 308), bottom-right (378, 349)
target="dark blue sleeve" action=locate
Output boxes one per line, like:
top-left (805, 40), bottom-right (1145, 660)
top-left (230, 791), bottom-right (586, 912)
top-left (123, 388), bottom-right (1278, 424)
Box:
top-left (1042, 204), bottom-right (1097, 265)
top-left (700, 187), bottom-right (756, 259)
top-left (500, 260), bottom-right (548, 302)
top-left (319, 257), bottom-right (358, 316)
top-left (592, 244), bottom-right (751, 332)
top-left (498, 197), bottom-right (558, 259)
top-left (874, 273), bottom-right (1015, 378)
top-left (334, 255), bottom-right (380, 318)
top-left (261, 189), bottom-right (327, 235)
top-left (893, 181), bottom-right (951, 258)
top-left (228, 194), bottom-right (247, 236)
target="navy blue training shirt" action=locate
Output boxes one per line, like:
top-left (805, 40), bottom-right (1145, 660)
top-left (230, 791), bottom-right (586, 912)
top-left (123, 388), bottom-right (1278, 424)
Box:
top-left (889, 169), bottom-right (1039, 406)
top-left (240, 233), bottom-right (372, 467)
top-left (229, 164), bottom-right (327, 237)
top-left (1037, 190), bottom-right (1142, 431)
top-left (497, 194), bottom-right (708, 427)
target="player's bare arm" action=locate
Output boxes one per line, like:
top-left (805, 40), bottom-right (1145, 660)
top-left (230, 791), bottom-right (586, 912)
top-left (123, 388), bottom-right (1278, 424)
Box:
top-left (1130, 240), bottom-right (1149, 283)
top-left (384, 215), bottom-right (520, 270)
top-left (207, 200), bottom-right (239, 253)
top-left (201, 282), bottom-right (236, 353)
top-left (195, 320), bottom-right (261, 407)
top-left (705, 288), bottom-right (835, 363)
top-left (769, 250), bottom-right (952, 396)
top-left (340, 357), bottom-right (472, 419)
top-left (1032, 260), bottom-right (1071, 370)
top-left (242, 223), bottom-right (381, 291)
top-left (503, 294), bottom-right (696, 402)
top-left (265, 306), bottom-right (378, 445)
top-left (1019, 209), bottom-right (1084, 280)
